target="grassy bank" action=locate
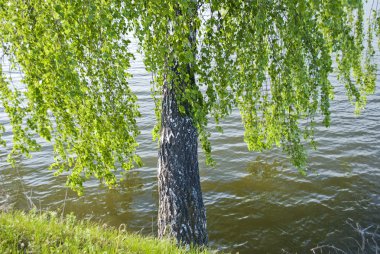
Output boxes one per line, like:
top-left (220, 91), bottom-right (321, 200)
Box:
top-left (0, 210), bottom-right (212, 254)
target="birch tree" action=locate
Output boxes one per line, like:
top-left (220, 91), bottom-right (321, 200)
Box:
top-left (1, 0), bottom-right (379, 246)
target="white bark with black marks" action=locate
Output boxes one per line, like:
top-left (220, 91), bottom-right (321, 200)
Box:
top-left (157, 83), bottom-right (208, 246)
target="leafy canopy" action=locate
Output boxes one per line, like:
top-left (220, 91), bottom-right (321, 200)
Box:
top-left (0, 0), bottom-right (379, 193)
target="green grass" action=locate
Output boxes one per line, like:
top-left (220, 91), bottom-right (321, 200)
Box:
top-left (0, 210), bottom-right (213, 254)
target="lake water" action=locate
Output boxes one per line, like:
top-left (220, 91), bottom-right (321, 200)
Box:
top-left (1, 39), bottom-right (380, 253)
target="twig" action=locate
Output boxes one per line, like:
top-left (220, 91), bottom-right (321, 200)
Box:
top-left (61, 188), bottom-right (68, 219)
top-left (311, 244), bottom-right (346, 254)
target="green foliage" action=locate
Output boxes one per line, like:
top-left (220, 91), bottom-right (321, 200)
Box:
top-left (196, 0), bottom-right (377, 170)
top-left (0, 1), bottom-right (141, 194)
top-left (0, 210), bottom-right (211, 253)
top-left (0, 0), bottom-right (379, 191)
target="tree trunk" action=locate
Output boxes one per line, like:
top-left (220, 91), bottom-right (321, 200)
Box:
top-left (157, 82), bottom-right (208, 246)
